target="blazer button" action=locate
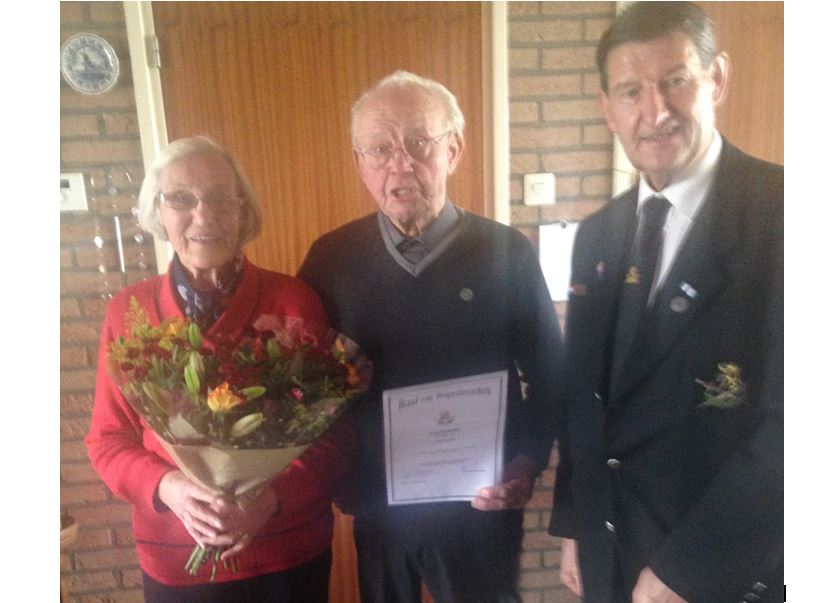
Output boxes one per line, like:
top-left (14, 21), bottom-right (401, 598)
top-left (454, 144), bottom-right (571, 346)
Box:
top-left (753, 583), bottom-right (767, 593)
top-left (743, 594), bottom-right (760, 602)
top-left (607, 458), bottom-right (622, 470)
top-left (604, 520), bottom-right (616, 533)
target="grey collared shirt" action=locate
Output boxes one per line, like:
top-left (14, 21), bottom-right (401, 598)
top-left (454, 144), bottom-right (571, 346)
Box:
top-left (378, 200), bottom-right (463, 277)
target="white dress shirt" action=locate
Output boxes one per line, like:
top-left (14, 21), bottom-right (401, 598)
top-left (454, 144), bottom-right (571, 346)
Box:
top-left (637, 130), bottom-right (723, 301)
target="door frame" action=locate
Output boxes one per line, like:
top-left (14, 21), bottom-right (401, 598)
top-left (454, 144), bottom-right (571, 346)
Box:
top-left (122, 0), bottom-right (510, 275)
top-left (123, 0), bottom-right (170, 275)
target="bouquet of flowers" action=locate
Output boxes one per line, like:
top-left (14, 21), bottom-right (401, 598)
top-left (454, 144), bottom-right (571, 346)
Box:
top-left (109, 298), bottom-right (371, 579)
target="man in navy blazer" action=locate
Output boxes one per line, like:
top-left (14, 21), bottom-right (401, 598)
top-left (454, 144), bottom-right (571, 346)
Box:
top-left (549, 3), bottom-right (783, 602)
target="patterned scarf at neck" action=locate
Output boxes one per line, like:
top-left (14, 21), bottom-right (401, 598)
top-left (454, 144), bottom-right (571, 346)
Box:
top-left (171, 253), bottom-right (244, 332)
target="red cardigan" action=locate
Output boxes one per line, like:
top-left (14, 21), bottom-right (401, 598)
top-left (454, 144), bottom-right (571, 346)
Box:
top-left (86, 259), bottom-right (353, 586)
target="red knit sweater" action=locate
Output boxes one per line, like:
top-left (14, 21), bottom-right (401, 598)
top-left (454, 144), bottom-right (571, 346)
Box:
top-left (86, 259), bottom-right (353, 585)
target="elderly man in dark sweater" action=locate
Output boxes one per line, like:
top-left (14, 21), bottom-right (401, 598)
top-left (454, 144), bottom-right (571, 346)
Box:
top-left (298, 70), bottom-right (563, 603)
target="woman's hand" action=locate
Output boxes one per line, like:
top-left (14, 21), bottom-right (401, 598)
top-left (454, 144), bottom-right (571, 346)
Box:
top-left (156, 470), bottom-right (227, 544)
top-left (214, 486), bottom-right (280, 560)
top-left (157, 471), bottom-right (279, 558)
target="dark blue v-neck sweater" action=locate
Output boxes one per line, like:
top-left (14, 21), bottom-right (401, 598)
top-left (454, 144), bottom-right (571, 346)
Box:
top-left (299, 210), bottom-right (563, 537)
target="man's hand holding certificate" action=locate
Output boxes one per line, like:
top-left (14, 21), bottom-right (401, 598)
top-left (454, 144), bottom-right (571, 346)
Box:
top-left (470, 453), bottom-right (538, 511)
top-left (383, 371), bottom-right (508, 505)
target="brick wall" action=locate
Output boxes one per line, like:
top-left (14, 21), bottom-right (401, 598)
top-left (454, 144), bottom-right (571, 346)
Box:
top-left (59, 2), bottom-right (617, 602)
top-left (510, 3), bottom-right (616, 603)
top-left (60, 2), bottom-right (154, 602)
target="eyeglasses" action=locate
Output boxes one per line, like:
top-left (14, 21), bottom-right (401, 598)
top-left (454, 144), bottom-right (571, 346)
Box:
top-left (157, 191), bottom-right (242, 214)
top-left (355, 131), bottom-right (451, 169)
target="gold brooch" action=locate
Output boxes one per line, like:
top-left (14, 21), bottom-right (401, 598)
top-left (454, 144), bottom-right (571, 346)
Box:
top-left (624, 266), bottom-right (640, 284)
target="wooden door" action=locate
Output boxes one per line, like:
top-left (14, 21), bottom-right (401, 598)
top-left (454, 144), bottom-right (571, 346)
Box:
top-left (153, 1), bottom-right (488, 277)
top-left (152, 4), bottom-right (487, 602)
top-left (697, 1), bottom-right (784, 165)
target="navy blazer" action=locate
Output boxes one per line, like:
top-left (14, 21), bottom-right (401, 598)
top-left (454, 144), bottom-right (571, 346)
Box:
top-left (550, 140), bottom-right (783, 602)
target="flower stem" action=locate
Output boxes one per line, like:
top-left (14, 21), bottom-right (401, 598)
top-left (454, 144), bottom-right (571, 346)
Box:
top-left (184, 544), bottom-right (237, 581)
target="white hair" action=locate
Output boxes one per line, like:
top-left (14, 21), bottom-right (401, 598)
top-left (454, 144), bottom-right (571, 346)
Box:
top-left (136, 135), bottom-right (262, 244)
top-left (350, 70), bottom-right (465, 146)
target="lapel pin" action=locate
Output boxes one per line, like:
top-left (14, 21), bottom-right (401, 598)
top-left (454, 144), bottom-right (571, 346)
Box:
top-left (596, 261), bottom-right (606, 280)
top-left (670, 296), bottom-right (690, 313)
top-left (679, 281), bottom-right (698, 299)
top-left (459, 287), bottom-right (474, 302)
top-left (625, 266), bottom-right (640, 285)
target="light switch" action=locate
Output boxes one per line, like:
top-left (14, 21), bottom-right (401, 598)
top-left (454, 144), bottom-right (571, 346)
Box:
top-left (60, 172), bottom-right (88, 212)
top-left (524, 172), bottom-right (555, 206)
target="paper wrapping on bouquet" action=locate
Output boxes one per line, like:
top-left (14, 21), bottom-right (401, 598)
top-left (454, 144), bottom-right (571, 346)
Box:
top-left (109, 305), bottom-right (373, 579)
top-left (156, 435), bottom-right (309, 498)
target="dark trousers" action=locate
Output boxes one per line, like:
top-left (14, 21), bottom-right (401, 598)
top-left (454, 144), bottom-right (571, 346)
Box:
top-left (141, 550), bottom-right (332, 603)
top-left (354, 511), bottom-right (523, 603)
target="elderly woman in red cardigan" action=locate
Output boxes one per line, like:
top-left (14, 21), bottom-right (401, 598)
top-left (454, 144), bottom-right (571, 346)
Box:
top-left (86, 136), bottom-right (351, 602)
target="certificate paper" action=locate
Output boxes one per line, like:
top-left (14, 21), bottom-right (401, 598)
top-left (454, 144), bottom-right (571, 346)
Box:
top-left (383, 370), bottom-right (508, 505)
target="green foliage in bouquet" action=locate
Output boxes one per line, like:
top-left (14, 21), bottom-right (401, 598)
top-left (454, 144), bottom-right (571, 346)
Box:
top-left (110, 297), bottom-right (367, 449)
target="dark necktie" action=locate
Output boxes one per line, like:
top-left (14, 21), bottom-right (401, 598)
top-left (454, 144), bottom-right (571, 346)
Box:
top-left (397, 237), bottom-right (426, 264)
top-left (610, 196), bottom-right (671, 389)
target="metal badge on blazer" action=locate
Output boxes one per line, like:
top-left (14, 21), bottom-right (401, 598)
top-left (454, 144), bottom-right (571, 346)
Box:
top-left (679, 281), bottom-right (699, 299)
top-left (669, 296), bottom-right (690, 313)
top-left (596, 260), bottom-right (606, 280)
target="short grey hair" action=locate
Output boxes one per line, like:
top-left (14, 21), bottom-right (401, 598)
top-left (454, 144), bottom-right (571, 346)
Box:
top-left (136, 135), bottom-right (262, 244)
top-left (350, 70), bottom-right (465, 146)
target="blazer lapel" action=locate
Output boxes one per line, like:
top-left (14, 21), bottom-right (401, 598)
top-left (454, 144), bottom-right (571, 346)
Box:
top-left (566, 193), bottom-right (638, 405)
top-left (586, 193), bottom-right (639, 356)
top-left (595, 193), bottom-right (638, 296)
top-left (611, 143), bottom-right (742, 401)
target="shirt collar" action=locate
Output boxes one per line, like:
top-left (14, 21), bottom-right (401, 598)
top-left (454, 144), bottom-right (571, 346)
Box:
top-left (381, 199), bottom-right (459, 249)
top-left (638, 129), bottom-right (723, 220)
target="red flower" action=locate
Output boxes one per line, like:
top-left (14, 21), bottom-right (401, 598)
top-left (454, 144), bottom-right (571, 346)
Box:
top-left (142, 343), bottom-right (171, 360)
top-left (290, 387), bottom-right (304, 401)
top-left (219, 362), bottom-right (239, 383)
top-left (249, 338), bottom-right (266, 360)
top-left (239, 366), bottom-right (263, 387)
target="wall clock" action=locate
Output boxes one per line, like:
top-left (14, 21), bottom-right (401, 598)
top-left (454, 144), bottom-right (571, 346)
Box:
top-left (61, 33), bottom-right (120, 94)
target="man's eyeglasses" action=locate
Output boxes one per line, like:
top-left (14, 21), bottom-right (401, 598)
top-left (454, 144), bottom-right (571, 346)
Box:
top-left (157, 191), bottom-right (242, 214)
top-left (355, 131), bottom-right (451, 169)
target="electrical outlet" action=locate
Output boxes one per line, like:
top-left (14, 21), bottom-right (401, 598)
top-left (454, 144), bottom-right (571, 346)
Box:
top-left (60, 172), bottom-right (88, 212)
top-left (523, 172), bottom-right (555, 206)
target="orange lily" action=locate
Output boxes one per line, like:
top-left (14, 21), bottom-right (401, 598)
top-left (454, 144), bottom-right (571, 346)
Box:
top-left (207, 382), bottom-right (245, 413)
